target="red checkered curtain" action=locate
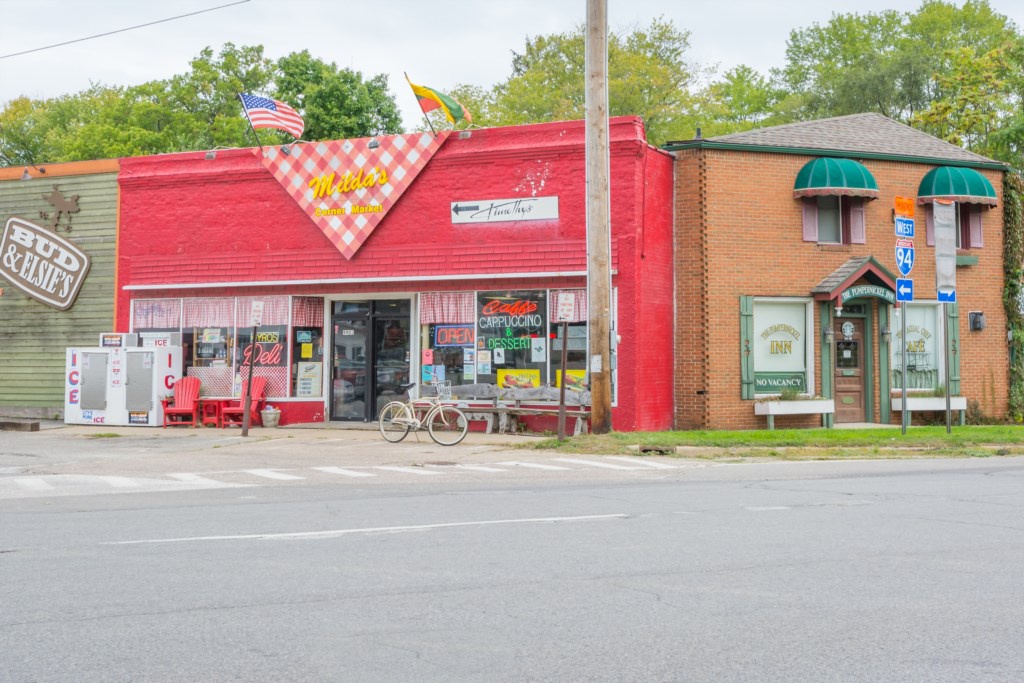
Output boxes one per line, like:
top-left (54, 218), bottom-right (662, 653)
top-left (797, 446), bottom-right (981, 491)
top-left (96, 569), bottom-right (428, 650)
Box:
top-left (132, 298), bottom-right (181, 330)
top-left (182, 298), bottom-right (235, 327)
top-left (419, 291), bottom-right (475, 324)
top-left (548, 289), bottom-right (588, 323)
top-left (291, 297), bottom-right (324, 327)
top-left (237, 296), bottom-right (289, 325)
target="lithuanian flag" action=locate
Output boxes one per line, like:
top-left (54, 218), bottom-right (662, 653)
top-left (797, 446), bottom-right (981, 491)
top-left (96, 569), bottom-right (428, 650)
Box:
top-left (405, 74), bottom-right (472, 124)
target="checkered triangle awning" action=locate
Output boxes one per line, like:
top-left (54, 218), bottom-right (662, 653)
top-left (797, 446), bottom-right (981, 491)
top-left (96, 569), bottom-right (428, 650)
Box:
top-left (258, 131), bottom-right (450, 259)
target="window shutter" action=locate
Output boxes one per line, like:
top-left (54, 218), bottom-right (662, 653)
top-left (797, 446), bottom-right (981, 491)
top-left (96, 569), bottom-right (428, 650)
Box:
top-left (925, 204), bottom-right (935, 246)
top-left (801, 200), bottom-right (818, 242)
top-left (946, 303), bottom-right (961, 395)
top-left (849, 198), bottom-right (866, 244)
top-left (968, 205), bottom-right (984, 248)
top-left (740, 296), bottom-right (755, 399)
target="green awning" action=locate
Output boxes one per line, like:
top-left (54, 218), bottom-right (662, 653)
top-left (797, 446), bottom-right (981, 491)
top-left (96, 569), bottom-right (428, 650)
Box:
top-left (793, 158), bottom-right (879, 199)
top-left (917, 166), bottom-right (997, 206)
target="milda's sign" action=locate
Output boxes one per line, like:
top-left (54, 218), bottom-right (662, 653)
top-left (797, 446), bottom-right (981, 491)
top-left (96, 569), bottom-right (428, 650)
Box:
top-left (258, 131), bottom-right (450, 260)
top-left (0, 217), bottom-right (90, 310)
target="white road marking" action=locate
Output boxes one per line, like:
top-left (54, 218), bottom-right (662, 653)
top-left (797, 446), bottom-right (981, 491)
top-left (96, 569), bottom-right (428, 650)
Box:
top-left (313, 466), bottom-right (375, 478)
top-left (105, 513), bottom-right (630, 545)
top-left (15, 477), bottom-right (54, 491)
top-left (555, 458), bottom-right (640, 470)
top-left (373, 466), bottom-right (442, 476)
top-left (745, 506), bottom-right (792, 511)
top-left (605, 456), bottom-right (677, 469)
top-left (455, 464), bottom-right (509, 472)
top-left (167, 473), bottom-right (247, 487)
top-left (244, 469), bottom-right (305, 481)
top-left (497, 461), bottom-right (571, 471)
top-left (98, 476), bottom-right (140, 488)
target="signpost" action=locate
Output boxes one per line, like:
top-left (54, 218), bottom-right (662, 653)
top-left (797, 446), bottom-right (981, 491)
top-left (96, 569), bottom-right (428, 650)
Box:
top-left (242, 301), bottom-right (264, 437)
top-left (933, 200), bottom-right (957, 433)
top-left (893, 197), bottom-right (916, 435)
top-left (450, 197), bottom-right (559, 224)
top-left (555, 292), bottom-right (575, 441)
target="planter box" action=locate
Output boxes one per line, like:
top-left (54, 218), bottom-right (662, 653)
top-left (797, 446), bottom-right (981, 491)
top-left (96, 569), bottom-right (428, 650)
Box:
top-left (891, 396), bottom-right (966, 412)
top-left (754, 399), bottom-right (835, 430)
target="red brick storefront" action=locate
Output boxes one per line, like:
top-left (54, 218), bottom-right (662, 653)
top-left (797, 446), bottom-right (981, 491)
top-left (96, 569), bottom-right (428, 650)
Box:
top-left (670, 114), bottom-right (1008, 430)
top-left (116, 117), bottom-right (675, 430)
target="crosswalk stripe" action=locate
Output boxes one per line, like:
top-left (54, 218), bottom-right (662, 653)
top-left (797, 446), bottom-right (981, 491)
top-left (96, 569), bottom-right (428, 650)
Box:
top-left (98, 476), bottom-right (140, 488)
top-left (605, 456), bottom-right (677, 469)
top-left (455, 464), bottom-right (510, 473)
top-left (313, 467), bottom-right (375, 478)
top-left (244, 469), bottom-right (305, 481)
top-left (497, 461), bottom-right (571, 471)
top-left (15, 477), bottom-right (54, 491)
top-left (167, 473), bottom-right (235, 486)
top-left (554, 458), bottom-right (639, 471)
top-left (373, 466), bottom-right (442, 476)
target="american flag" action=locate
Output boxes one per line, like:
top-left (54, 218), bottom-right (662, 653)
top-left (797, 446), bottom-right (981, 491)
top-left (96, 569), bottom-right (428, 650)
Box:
top-left (239, 93), bottom-right (304, 139)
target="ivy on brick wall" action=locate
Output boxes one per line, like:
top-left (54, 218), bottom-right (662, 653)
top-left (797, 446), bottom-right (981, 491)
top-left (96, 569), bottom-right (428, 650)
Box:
top-left (1003, 171), bottom-right (1024, 422)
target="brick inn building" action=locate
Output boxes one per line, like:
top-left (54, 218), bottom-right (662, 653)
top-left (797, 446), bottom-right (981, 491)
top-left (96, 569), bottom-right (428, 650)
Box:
top-left (667, 113), bottom-right (1008, 430)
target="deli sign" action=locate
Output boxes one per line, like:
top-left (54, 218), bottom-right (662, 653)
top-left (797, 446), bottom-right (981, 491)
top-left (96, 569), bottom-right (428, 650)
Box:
top-left (0, 217), bottom-right (90, 310)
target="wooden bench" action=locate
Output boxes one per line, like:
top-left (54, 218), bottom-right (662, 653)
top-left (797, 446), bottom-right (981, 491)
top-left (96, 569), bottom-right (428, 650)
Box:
top-left (452, 398), bottom-right (590, 435)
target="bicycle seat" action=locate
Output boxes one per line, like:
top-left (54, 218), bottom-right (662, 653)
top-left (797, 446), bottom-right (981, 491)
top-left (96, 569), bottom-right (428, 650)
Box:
top-left (400, 382), bottom-right (417, 390)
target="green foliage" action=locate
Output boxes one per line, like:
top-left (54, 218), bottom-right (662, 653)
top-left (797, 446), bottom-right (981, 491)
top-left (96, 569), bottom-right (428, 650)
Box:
top-left (778, 387), bottom-right (801, 401)
top-left (1003, 172), bottom-right (1024, 421)
top-left (478, 17), bottom-right (704, 145)
top-left (0, 43), bottom-right (402, 164)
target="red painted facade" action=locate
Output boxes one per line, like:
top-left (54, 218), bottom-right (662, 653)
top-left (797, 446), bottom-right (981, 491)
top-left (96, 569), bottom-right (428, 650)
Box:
top-left (117, 117), bottom-right (675, 430)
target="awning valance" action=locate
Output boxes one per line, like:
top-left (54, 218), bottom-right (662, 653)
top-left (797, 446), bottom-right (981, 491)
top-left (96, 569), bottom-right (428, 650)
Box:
top-left (793, 158), bottom-right (879, 199)
top-left (917, 166), bottom-right (997, 206)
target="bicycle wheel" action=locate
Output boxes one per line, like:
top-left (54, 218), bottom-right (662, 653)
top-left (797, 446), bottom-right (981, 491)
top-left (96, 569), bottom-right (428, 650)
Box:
top-left (378, 402), bottom-right (411, 443)
top-left (426, 405), bottom-right (468, 446)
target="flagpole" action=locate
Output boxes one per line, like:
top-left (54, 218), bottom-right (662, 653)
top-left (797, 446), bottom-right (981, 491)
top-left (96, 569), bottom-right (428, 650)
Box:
top-left (237, 93), bottom-right (265, 153)
top-left (405, 73), bottom-right (438, 137)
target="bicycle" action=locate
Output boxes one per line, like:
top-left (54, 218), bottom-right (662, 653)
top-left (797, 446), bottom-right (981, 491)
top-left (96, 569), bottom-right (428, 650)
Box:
top-left (378, 380), bottom-right (469, 446)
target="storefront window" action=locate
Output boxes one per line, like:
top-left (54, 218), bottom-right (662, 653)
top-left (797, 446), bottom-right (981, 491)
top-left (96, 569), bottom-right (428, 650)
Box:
top-left (752, 299), bottom-right (811, 394)
top-left (891, 304), bottom-right (940, 390)
top-left (549, 323), bottom-right (588, 390)
top-left (477, 290), bottom-right (548, 388)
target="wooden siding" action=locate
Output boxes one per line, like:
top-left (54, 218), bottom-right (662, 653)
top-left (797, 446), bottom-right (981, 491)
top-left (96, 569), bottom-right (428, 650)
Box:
top-left (0, 173), bottom-right (118, 418)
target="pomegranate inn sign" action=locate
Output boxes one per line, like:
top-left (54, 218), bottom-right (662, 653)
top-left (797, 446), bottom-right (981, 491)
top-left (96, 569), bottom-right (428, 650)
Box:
top-left (0, 216), bottom-right (91, 310)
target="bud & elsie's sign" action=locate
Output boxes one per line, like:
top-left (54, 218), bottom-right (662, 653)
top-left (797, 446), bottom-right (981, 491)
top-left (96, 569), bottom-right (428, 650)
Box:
top-left (0, 216), bottom-right (91, 310)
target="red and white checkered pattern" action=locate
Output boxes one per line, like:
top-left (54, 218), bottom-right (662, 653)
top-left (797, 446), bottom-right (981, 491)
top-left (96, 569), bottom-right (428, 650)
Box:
top-left (132, 298), bottom-right (181, 329)
top-left (258, 132), bottom-right (451, 260)
top-left (237, 296), bottom-right (289, 326)
top-left (183, 298), bottom-right (235, 327)
top-left (291, 296), bottom-right (324, 327)
top-left (419, 291), bottom-right (476, 324)
top-left (548, 289), bottom-right (588, 323)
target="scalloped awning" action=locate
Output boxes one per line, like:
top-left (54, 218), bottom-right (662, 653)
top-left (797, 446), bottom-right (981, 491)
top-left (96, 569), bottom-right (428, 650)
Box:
top-left (917, 166), bottom-right (997, 206)
top-left (793, 158), bottom-right (879, 199)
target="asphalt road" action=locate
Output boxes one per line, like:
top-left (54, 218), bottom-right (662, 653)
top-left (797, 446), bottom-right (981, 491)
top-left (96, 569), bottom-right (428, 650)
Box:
top-left (2, 426), bottom-right (1023, 681)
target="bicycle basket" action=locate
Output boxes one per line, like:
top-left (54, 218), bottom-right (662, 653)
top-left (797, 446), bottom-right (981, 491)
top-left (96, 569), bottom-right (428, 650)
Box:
top-left (433, 380), bottom-right (452, 401)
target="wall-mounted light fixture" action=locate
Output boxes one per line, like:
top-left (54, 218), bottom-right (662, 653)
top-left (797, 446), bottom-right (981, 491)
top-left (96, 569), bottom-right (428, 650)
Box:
top-left (458, 130), bottom-right (472, 140)
top-left (834, 303), bottom-right (843, 317)
top-left (969, 311), bottom-right (986, 331)
top-left (280, 145), bottom-right (291, 156)
top-left (367, 137), bottom-right (380, 149)
top-left (822, 325), bottom-right (835, 344)
top-left (881, 324), bottom-right (892, 343)
top-left (20, 164), bottom-right (46, 180)
top-left (204, 151), bottom-right (217, 160)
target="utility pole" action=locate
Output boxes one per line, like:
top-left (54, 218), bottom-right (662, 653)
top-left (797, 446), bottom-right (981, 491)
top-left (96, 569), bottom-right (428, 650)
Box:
top-left (585, 0), bottom-right (612, 433)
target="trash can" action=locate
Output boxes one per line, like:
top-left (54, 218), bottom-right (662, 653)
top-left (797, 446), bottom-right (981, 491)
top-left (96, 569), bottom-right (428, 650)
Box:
top-left (261, 409), bottom-right (281, 428)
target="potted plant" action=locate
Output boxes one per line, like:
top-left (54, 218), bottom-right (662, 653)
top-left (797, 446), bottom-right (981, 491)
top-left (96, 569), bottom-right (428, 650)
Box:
top-left (754, 388), bottom-right (835, 420)
top-left (260, 405), bottom-right (281, 428)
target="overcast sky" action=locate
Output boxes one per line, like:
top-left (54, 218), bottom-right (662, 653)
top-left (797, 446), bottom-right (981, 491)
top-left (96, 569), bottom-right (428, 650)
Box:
top-left (1, 0), bottom-right (1022, 130)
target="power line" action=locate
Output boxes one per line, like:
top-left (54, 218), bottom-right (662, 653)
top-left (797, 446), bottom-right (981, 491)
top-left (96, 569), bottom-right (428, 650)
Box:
top-left (0, 0), bottom-right (251, 60)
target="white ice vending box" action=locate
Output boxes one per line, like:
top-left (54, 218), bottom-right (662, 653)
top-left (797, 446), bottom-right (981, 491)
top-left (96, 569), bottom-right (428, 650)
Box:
top-left (65, 346), bottom-right (182, 426)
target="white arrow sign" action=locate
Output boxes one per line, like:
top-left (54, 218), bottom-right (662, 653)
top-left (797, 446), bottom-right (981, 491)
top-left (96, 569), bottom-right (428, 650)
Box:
top-left (451, 197), bottom-right (559, 224)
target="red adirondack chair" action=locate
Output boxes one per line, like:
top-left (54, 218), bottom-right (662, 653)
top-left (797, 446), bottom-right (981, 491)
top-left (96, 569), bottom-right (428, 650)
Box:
top-left (162, 376), bottom-right (201, 428)
top-left (222, 375), bottom-right (267, 427)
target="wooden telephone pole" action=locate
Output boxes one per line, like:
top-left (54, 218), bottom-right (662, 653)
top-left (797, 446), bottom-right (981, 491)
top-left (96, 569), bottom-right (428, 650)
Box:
top-left (585, 0), bottom-right (612, 433)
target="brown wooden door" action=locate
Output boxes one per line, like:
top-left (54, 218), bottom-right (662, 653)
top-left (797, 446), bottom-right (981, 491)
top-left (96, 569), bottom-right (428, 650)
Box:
top-left (834, 318), bottom-right (865, 422)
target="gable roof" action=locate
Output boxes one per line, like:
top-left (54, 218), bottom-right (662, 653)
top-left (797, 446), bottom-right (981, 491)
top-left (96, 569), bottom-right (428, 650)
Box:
top-left (665, 113), bottom-right (1005, 170)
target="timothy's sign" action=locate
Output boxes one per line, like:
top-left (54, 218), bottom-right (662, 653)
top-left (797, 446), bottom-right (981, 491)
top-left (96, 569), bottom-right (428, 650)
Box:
top-left (0, 217), bottom-right (91, 310)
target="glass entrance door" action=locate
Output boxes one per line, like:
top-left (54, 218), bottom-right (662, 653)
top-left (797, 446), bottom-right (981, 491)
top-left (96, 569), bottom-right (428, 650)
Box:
top-left (834, 318), bottom-right (865, 422)
top-left (330, 300), bottom-right (410, 421)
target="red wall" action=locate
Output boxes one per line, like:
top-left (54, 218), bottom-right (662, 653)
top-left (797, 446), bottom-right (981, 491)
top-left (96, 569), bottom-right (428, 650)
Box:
top-left (117, 117), bottom-right (675, 431)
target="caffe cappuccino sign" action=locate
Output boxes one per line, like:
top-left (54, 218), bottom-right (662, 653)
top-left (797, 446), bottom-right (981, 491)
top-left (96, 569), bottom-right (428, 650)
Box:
top-left (0, 217), bottom-right (91, 310)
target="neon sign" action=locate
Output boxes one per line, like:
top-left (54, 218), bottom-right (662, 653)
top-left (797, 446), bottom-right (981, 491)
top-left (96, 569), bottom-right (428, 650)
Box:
top-left (434, 324), bottom-right (474, 347)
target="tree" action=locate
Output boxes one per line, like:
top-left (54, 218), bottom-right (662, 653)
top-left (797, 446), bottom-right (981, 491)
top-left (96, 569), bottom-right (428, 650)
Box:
top-left (480, 17), bottom-right (704, 145)
top-left (275, 51), bottom-right (402, 140)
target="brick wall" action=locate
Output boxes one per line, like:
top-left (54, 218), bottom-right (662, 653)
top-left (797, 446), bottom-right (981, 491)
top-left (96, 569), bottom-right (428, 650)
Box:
top-left (675, 148), bottom-right (1008, 429)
